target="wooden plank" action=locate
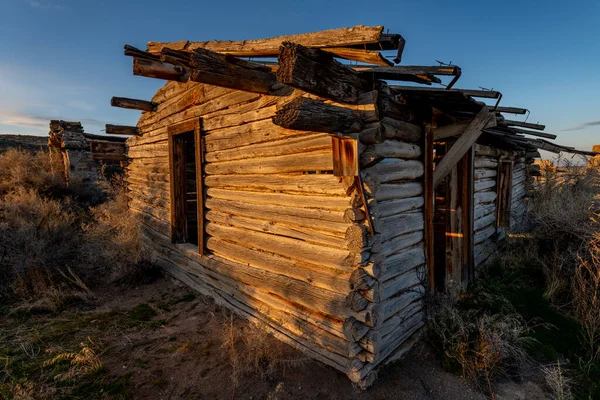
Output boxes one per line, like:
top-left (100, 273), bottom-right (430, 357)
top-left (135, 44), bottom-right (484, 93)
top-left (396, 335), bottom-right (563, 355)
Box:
top-left (277, 42), bottom-right (371, 104)
top-left (492, 106), bottom-right (528, 115)
top-left (503, 119), bottom-right (545, 131)
top-left (510, 127), bottom-right (557, 140)
top-left (111, 96), bottom-right (156, 111)
top-left (390, 86), bottom-right (501, 99)
top-left (331, 136), bottom-right (358, 176)
top-left (433, 108), bottom-right (495, 189)
top-left (147, 25), bottom-right (392, 58)
top-left (105, 124), bottom-right (140, 136)
top-left (357, 65), bottom-right (461, 81)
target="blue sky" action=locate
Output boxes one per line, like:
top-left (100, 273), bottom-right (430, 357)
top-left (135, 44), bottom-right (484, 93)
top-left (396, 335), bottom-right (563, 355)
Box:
top-left (1, 0), bottom-right (598, 153)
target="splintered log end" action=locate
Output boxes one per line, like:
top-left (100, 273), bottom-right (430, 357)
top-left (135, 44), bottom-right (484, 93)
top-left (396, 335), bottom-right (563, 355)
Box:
top-left (277, 41), bottom-right (297, 84)
top-left (272, 96), bottom-right (303, 129)
top-left (273, 97), bottom-right (364, 133)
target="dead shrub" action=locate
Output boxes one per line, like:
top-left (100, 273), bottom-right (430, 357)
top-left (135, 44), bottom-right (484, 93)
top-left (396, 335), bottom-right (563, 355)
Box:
top-left (0, 149), bottom-right (64, 196)
top-left (0, 150), bottom-right (145, 303)
top-left (79, 181), bottom-right (143, 282)
top-left (0, 188), bottom-right (80, 299)
top-left (428, 294), bottom-right (533, 393)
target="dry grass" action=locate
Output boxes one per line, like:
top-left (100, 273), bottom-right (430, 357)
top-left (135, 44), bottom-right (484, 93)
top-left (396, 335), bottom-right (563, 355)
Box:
top-left (428, 294), bottom-right (533, 394)
top-left (542, 361), bottom-right (573, 400)
top-left (0, 148), bottom-right (144, 304)
top-left (221, 313), bottom-right (306, 394)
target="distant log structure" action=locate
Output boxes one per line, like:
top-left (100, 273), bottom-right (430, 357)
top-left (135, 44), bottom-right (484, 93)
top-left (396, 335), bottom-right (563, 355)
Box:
top-left (111, 24), bottom-right (592, 388)
top-left (47, 120), bottom-right (127, 185)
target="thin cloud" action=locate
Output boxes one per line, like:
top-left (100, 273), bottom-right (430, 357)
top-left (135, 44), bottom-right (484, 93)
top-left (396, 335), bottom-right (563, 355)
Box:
top-left (24, 0), bottom-right (64, 9)
top-left (561, 120), bottom-right (600, 132)
top-left (0, 111), bottom-right (105, 132)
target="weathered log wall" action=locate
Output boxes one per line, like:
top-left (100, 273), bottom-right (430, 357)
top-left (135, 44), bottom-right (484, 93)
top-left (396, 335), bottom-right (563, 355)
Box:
top-left (473, 144), bottom-right (534, 269)
top-left (125, 80), bottom-right (427, 387)
top-left (345, 107), bottom-right (426, 385)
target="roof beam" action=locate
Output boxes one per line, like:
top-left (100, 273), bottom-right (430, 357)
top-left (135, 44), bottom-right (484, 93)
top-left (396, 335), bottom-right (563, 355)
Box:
top-left (502, 119), bottom-right (545, 130)
top-left (146, 25), bottom-right (404, 66)
top-left (433, 108), bottom-right (495, 189)
top-left (111, 97), bottom-right (157, 112)
top-left (390, 86), bottom-right (501, 99)
top-left (161, 47), bottom-right (277, 94)
top-left (510, 127), bottom-right (556, 140)
top-left (491, 106), bottom-right (528, 114)
top-left (105, 124), bottom-right (140, 136)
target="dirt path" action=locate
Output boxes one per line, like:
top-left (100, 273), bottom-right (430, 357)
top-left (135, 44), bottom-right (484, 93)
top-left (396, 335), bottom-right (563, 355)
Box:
top-left (92, 277), bottom-right (486, 400)
top-left (5, 276), bottom-right (547, 399)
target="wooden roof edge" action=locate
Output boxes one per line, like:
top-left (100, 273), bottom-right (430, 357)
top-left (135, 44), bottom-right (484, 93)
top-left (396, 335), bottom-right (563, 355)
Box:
top-left (389, 86), bottom-right (501, 99)
top-left (145, 25), bottom-right (405, 67)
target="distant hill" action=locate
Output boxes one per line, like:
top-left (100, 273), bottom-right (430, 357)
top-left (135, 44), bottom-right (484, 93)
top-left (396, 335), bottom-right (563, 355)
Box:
top-left (0, 134), bottom-right (47, 152)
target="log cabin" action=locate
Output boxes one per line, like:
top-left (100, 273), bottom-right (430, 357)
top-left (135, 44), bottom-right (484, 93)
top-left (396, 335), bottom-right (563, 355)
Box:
top-left (48, 120), bottom-right (127, 185)
top-left (108, 25), bottom-right (599, 387)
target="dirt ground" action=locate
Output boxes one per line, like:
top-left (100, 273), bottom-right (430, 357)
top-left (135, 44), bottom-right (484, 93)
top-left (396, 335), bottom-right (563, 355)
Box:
top-left (1, 276), bottom-right (548, 399)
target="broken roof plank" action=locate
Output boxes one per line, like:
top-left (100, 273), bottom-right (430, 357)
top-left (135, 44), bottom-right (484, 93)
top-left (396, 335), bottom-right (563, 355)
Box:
top-left (357, 65), bottom-right (461, 78)
top-left (433, 107), bottom-right (495, 189)
top-left (147, 25), bottom-right (402, 66)
top-left (491, 106), bottom-right (528, 114)
top-left (503, 119), bottom-right (545, 130)
top-left (390, 86), bottom-right (501, 99)
top-left (510, 127), bottom-right (556, 140)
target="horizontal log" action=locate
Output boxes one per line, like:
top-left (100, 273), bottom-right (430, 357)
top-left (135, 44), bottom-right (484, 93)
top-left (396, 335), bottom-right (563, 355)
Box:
top-left (202, 104), bottom-right (277, 132)
top-left (474, 212), bottom-right (496, 231)
top-left (207, 187), bottom-right (353, 211)
top-left (147, 25), bottom-right (399, 65)
top-left (154, 255), bottom-right (350, 371)
top-left (205, 150), bottom-right (332, 175)
top-left (474, 179), bottom-right (496, 192)
top-left (362, 159), bottom-right (424, 185)
top-left (204, 173), bottom-right (348, 195)
top-left (205, 198), bottom-right (349, 235)
top-left (105, 124), bottom-right (140, 136)
top-left (273, 97), bottom-right (364, 134)
top-left (111, 96), bottom-right (156, 112)
top-left (474, 190), bottom-right (497, 205)
top-left (360, 141), bottom-right (421, 167)
top-left (204, 118), bottom-right (310, 153)
top-left (161, 47), bottom-right (277, 94)
top-left (206, 210), bottom-right (347, 250)
top-left (475, 168), bottom-right (497, 180)
top-left (278, 42), bottom-right (371, 104)
top-left (380, 245), bottom-right (425, 282)
top-left (379, 230), bottom-right (424, 258)
top-left (206, 222), bottom-right (352, 271)
top-left (379, 212), bottom-right (424, 243)
top-left (474, 143), bottom-right (513, 158)
top-left (371, 182), bottom-right (423, 201)
top-left (474, 203), bottom-right (496, 219)
top-left (204, 132), bottom-right (330, 163)
top-left (474, 157), bottom-right (498, 169)
top-left (376, 196), bottom-right (424, 219)
top-left (206, 236), bottom-right (350, 294)
top-left (133, 57), bottom-right (187, 81)
top-left (474, 224), bottom-right (496, 245)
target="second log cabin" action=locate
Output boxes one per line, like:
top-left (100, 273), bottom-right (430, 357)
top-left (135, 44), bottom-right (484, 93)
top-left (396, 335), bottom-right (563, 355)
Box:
top-left (109, 25), bottom-right (599, 387)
